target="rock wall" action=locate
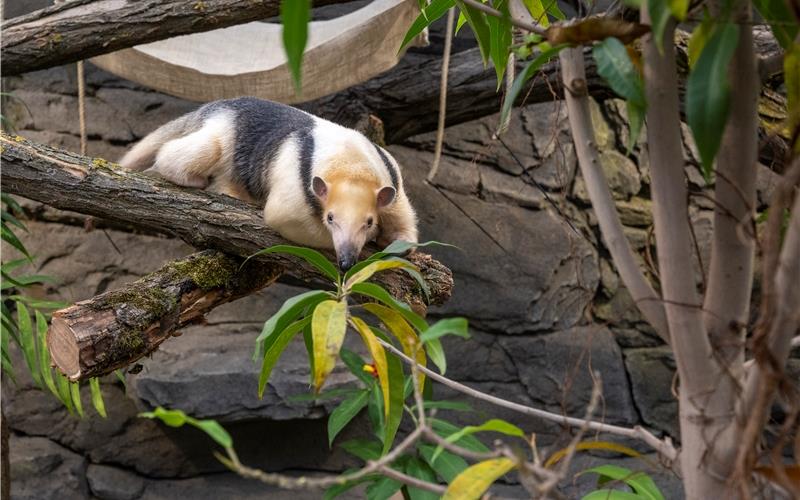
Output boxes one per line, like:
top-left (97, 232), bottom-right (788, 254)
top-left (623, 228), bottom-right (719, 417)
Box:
top-left (1, 8), bottom-right (791, 500)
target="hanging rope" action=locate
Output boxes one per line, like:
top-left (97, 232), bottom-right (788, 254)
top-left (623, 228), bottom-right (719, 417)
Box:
top-left (427, 7), bottom-right (455, 183)
top-left (77, 60), bottom-right (87, 156)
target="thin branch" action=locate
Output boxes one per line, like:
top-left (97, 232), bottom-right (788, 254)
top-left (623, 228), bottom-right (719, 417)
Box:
top-left (460, 0), bottom-right (548, 34)
top-left (428, 7), bottom-right (456, 182)
top-left (558, 46), bottom-right (670, 343)
top-left (377, 466), bottom-right (447, 494)
top-left (377, 338), bottom-right (678, 461)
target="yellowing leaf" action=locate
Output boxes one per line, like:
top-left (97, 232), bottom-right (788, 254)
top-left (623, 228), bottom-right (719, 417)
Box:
top-left (443, 458), bottom-right (516, 500)
top-left (687, 11), bottom-right (713, 69)
top-left (344, 260), bottom-right (417, 290)
top-left (350, 317), bottom-right (390, 418)
top-left (312, 300), bottom-right (348, 391)
top-left (667, 0), bottom-right (688, 20)
top-left (545, 440), bottom-right (641, 468)
top-left (523, 0), bottom-right (549, 27)
top-left (363, 303), bottom-right (426, 390)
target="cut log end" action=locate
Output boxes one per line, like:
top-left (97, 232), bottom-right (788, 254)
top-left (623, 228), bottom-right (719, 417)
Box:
top-left (47, 314), bottom-right (82, 381)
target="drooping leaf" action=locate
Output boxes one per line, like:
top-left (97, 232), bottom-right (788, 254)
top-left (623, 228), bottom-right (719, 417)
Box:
top-left (362, 304), bottom-right (427, 389)
top-left (687, 9), bottom-right (714, 68)
top-left (523, 0), bottom-right (550, 27)
top-left (350, 317), bottom-right (391, 415)
top-left (1, 224), bottom-right (32, 262)
top-left (582, 491), bottom-right (646, 500)
top-left (545, 440), bottom-right (642, 468)
top-left (500, 43), bottom-right (566, 127)
top-left (193, 419), bottom-right (234, 449)
top-left (70, 381), bottom-right (84, 417)
top-left (340, 438), bottom-right (383, 461)
top-left (328, 390), bottom-right (370, 447)
top-left (419, 444), bottom-right (469, 483)
top-left (455, 1), bottom-right (492, 65)
top-left (425, 337), bottom-right (447, 374)
top-left (350, 282), bottom-right (428, 331)
top-left (645, 0), bottom-right (672, 53)
top-left (431, 418), bottom-right (490, 452)
top-left (281, 0), bottom-right (311, 92)
top-left (686, 22), bottom-right (739, 179)
top-left (401, 0), bottom-right (456, 51)
top-left (15, 302), bottom-right (41, 387)
top-left (365, 475), bottom-right (402, 500)
top-left (35, 310), bottom-right (58, 398)
top-left (254, 289), bottom-right (330, 359)
top-left (420, 317), bottom-right (470, 343)
top-left (546, 17), bottom-right (649, 46)
top-left (246, 245), bottom-right (339, 282)
top-left (752, 0), bottom-right (798, 49)
top-left (404, 457), bottom-right (440, 500)
top-left (89, 377), bottom-right (107, 418)
top-left (442, 458), bottom-right (516, 500)
top-left (312, 300), bottom-right (348, 391)
top-left (382, 340), bottom-right (405, 455)
top-left (578, 465), bottom-right (664, 500)
top-left (487, 0), bottom-right (513, 88)
top-left (55, 372), bottom-right (74, 414)
top-left (258, 316), bottom-right (311, 398)
top-left (455, 11), bottom-right (468, 34)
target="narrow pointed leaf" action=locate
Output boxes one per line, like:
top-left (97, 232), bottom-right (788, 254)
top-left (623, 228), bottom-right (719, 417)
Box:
top-left (382, 351), bottom-right (405, 454)
top-left (350, 282), bottom-right (428, 331)
top-left (312, 300), bottom-right (348, 391)
top-left (419, 444), bottom-right (469, 482)
top-left (193, 419), bottom-right (234, 449)
top-left (341, 438), bottom-right (383, 461)
top-left (363, 303), bottom-right (426, 388)
top-left (55, 372), bottom-right (74, 414)
top-left (328, 389), bottom-right (370, 447)
top-left (254, 290), bottom-right (329, 359)
top-left (443, 458), bottom-right (516, 500)
top-left (70, 381), bottom-right (84, 417)
top-left (487, 0), bottom-right (512, 87)
top-left (247, 245), bottom-right (339, 282)
top-left (404, 458), bottom-right (439, 500)
top-left (431, 418), bottom-right (490, 453)
top-left (281, 0), bottom-right (311, 93)
top-left (258, 316), bottom-right (311, 398)
top-left (686, 23), bottom-right (739, 179)
top-left (89, 377), bottom-right (107, 418)
top-left (350, 317), bottom-right (391, 418)
top-left (35, 311), bottom-right (58, 398)
top-left (15, 302), bottom-right (41, 387)
top-left (401, 0), bottom-right (456, 50)
top-left (420, 317), bottom-right (469, 343)
top-left (455, 1), bottom-right (492, 64)
top-left (345, 260), bottom-right (418, 290)
top-left (425, 338), bottom-right (447, 374)
top-left (687, 11), bottom-right (714, 68)
top-left (433, 418), bottom-right (525, 462)
top-left (578, 465), bottom-right (664, 500)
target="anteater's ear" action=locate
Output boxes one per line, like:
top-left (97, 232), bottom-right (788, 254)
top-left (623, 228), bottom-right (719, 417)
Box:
top-left (376, 186), bottom-right (396, 208)
top-left (312, 176), bottom-right (328, 200)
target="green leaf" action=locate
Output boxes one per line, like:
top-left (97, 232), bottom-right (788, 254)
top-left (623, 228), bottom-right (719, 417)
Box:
top-left (281, 0), bottom-right (311, 93)
top-left (686, 22), bottom-right (739, 179)
top-left (404, 458), bottom-right (440, 500)
top-left (312, 299), bottom-right (348, 391)
top-left (324, 474), bottom-right (379, 500)
top-left (431, 418), bottom-right (490, 453)
top-left (626, 102), bottom-right (646, 153)
top-left (401, 0), bottom-right (456, 50)
top-left (350, 282), bottom-right (428, 331)
top-left (367, 379), bottom-right (385, 441)
top-left (442, 458), bottom-right (516, 500)
top-left (579, 465), bottom-right (664, 500)
top-left (500, 44), bottom-right (566, 127)
top-left (70, 381), bottom-right (84, 418)
top-left (366, 476), bottom-right (402, 500)
top-left (455, 11), bottom-right (468, 34)
top-left (424, 338), bottom-right (446, 374)
top-left (302, 318), bottom-right (314, 384)
top-left (246, 245), bottom-right (339, 283)
top-left (328, 390), bottom-right (370, 447)
top-left (35, 311), bottom-right (58, 398)
top-left (340, 438), bottom-right (383, 461)
top-left (687, 10), bottom-right (714, 68)
top-left (667, 0), bottom-right (688, 20)
top-left (339, 348), bottom-right (375, 385)
top-left (258, 316), bottom-right (311, 398)
top-left (592, 37), bottom-right (645, 107)
top-left (432, 418), bottom-right (525, 463)
top-left (646, 0), bottom-right (672, 53)
top-left (254, 289), bottom-right (330, 360)
top-left (582, 490), bottom-right (646, 500)
top-left (455, 1), bottom-right (492, 64)
top-left (2, 210), bottom-right (27, 231)
top-left (522, 0), bottom-right (549, 26)
top-left (785, 43), bottom-right (800, 131)
top-left (752, 0), bottom-right (798, 49)
top-left (2, 224), bottom-right (32, 261)
top-left (8, 296), bottom-right (66, 309)
top-left (382, 349), bottom-right (405, 455)
top-left (55, 372), bottom-right (75, 414)
top-left (420, 317), bottom-right (470, 343)
top-left (89, 377), bottom-right (107, 418)
top-left (15, 302), bottom-right (41, 387)
top-left (486, 0), bottom-right (513, 88)
top-left (193, 419), bottom-right (234, 449)
top-left (419, 444), bottom-right (469, 483)
top-left (140, 406), bottom-right (187, 427)
top-left (345, 259), bottom-right (418, 290)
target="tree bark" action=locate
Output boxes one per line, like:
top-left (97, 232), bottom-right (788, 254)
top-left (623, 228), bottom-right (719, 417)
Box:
top-left (1, 0), bottom-right (350, 76)
top-left (49, 251), bottom-right (283, 381)
top-left (0, 134), bottom-right (454, 315)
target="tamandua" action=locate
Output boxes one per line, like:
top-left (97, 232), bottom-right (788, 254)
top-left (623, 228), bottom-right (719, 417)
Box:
top-left (119, 97), bottom-right (418, 270)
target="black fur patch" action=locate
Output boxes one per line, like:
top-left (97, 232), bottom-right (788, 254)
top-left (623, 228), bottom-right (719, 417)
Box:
top-left (373, 144), bottom-right (399, 190)
top-left (200, 97), bottom-right (315, 203)
top-left (297, 129), bottom-right (322, 217)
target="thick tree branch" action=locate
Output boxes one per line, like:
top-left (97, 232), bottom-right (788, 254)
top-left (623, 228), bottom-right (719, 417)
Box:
top-left (558, 47), bottom-right (670, 344)
top-left (48, 250), bottom-right (283, 381)
top-left (1, 0), bottom-right (350, 77)
top-left (0, 134), bottom-right (454, 314)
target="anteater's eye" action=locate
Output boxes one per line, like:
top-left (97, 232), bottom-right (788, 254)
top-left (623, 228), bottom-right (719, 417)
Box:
top-left (366, 217), bottom-right (374, 228)
top-left (326, 213), bottom-right (334, 224)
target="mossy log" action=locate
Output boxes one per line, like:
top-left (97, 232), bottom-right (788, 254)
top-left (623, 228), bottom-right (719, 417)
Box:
top-left (49, 251), bottom-right (283, 381)
top-left (0, 134), bottom-right (453, 311)
top-left (1, 0), bottom-right (350, 76)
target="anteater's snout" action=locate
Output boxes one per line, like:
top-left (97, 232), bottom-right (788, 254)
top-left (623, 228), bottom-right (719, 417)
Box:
top-left (337, 254), bottom-right (357, 271)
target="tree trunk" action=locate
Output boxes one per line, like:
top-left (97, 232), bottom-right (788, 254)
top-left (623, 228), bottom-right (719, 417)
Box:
top-left (0, 134), bottom-right (454, 315)
top-left (1, 0), bottom-right (350, 76)
top-left (48, 251), bottom-right (283, 381)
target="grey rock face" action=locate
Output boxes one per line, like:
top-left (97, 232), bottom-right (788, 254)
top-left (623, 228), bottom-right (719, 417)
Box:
top-left (624, 347), bottom-right (679, 439)
top-left (87, 464), bottom-right (146, 500)
top-left (10, 436), bottom-right (88, 500)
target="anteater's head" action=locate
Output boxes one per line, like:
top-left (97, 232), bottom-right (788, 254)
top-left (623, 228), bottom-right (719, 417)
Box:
top-left (312, 171), bottom-right (395, 271)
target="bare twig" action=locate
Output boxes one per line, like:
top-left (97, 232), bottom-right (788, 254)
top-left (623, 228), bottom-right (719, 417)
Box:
top-left (428, 7), bottom-right (456, 183)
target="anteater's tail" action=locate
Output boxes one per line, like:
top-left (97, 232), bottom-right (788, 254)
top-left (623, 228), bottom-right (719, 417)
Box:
top-left (119, 113), bottom-right (196, 171)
